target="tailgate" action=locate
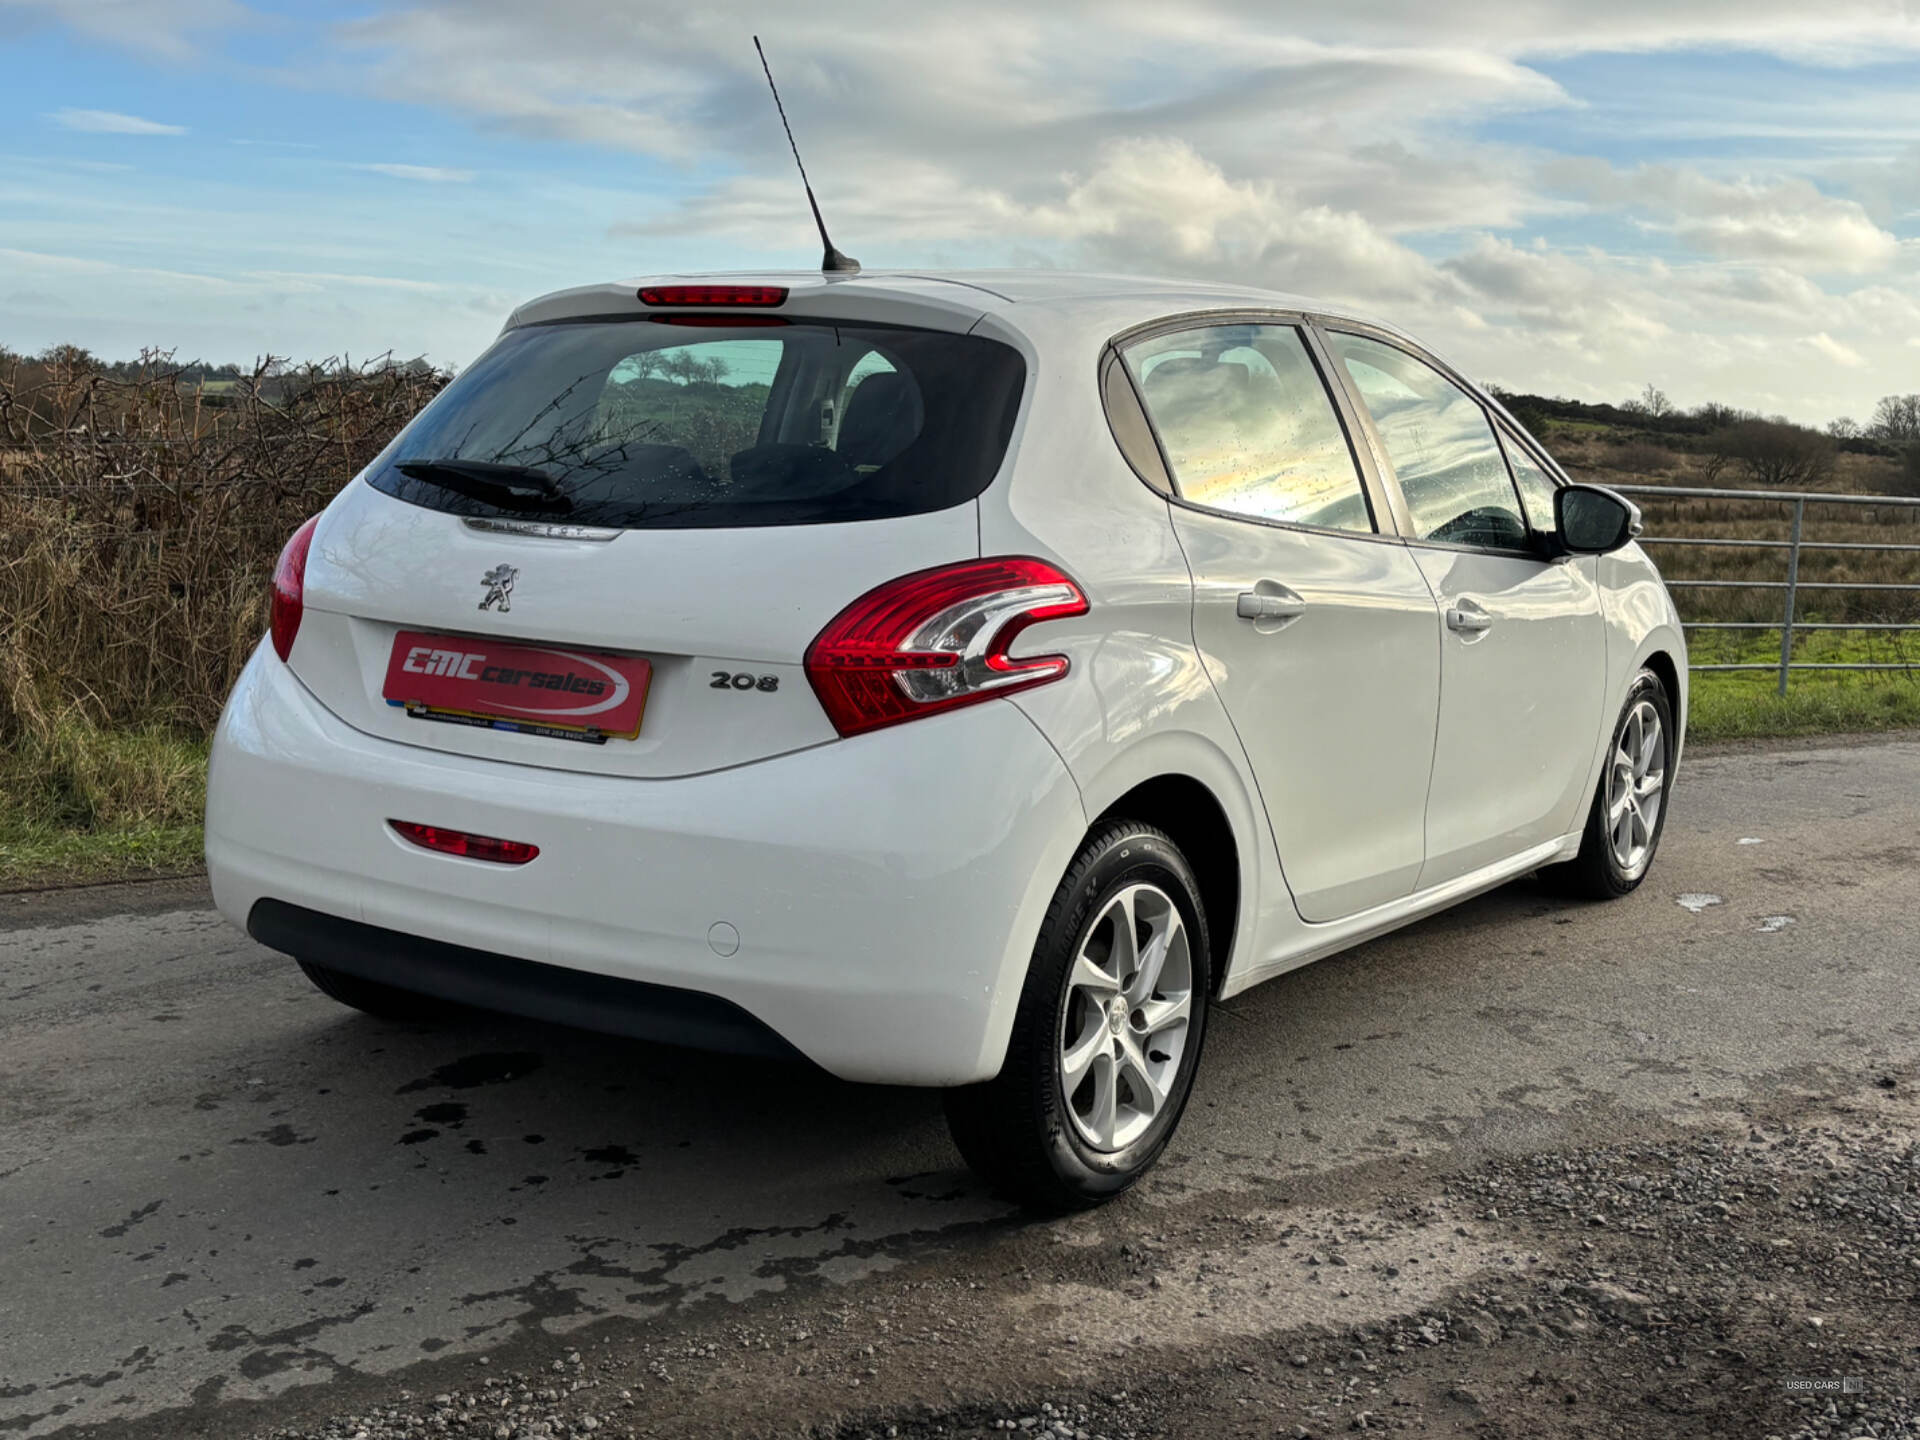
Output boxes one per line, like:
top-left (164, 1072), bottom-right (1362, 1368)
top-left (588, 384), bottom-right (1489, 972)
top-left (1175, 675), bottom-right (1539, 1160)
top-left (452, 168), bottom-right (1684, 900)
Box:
top-left (287, 482), bottom-right (980, 778)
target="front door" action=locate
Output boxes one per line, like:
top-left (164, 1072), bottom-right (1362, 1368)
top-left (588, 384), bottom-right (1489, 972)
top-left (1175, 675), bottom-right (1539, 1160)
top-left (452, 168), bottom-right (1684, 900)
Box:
top-left (1121, 320), bottom-right (1442, 923)
top-left (1323, 331), bottom-right (1606, 888)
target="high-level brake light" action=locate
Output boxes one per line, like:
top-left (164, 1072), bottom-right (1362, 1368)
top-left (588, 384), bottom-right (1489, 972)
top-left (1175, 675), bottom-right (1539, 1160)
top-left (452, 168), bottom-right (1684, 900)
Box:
top-left (637, 285), bottom-right (789, 307)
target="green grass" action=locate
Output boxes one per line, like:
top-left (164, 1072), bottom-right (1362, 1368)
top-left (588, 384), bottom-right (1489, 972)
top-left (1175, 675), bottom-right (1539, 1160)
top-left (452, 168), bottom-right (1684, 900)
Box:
top-left (1690, 673), bottom-right (1920, 742)
top-left (0, 818), bottom-right (206, 889)
top-left (1684, 625), bottom-right (1920, 742)
top-left (0, 720), bottom-right (207, 890)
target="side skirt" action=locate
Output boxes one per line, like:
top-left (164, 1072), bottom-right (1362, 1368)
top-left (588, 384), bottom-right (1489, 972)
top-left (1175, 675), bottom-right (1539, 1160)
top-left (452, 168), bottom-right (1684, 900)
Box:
top-left (1220, 830), bottom-right (1583, 999)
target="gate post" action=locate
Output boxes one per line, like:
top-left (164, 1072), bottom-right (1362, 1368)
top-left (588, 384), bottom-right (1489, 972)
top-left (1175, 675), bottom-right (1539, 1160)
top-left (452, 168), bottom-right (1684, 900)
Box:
top-left (1778, 497), bottom-right (1805, 696)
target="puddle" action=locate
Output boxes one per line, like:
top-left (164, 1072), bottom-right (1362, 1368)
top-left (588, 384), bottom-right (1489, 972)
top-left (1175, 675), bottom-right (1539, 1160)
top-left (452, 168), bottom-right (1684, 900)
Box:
top-left (1677, 893), bottom-right (1724, 914)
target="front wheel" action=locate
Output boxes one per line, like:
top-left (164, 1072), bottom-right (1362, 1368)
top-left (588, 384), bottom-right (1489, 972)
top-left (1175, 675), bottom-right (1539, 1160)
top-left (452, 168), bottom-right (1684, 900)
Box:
top-left (945, 823), bottom-right (1211, 1212)
top-left (1540, 667), bottom-right (1676, 900)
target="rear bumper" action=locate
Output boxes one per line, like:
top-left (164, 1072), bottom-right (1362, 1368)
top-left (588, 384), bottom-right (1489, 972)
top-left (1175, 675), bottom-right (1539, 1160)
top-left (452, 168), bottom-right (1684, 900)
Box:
top-left (206, 643), bottom-right (1087, 1084)
top-left (249, 899), bottom-right (808, 1061)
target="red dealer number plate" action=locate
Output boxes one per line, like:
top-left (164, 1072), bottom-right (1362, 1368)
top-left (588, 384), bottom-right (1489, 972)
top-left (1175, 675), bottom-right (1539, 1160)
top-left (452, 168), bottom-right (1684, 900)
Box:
top-left (382, 631), bottom-right (652, 744)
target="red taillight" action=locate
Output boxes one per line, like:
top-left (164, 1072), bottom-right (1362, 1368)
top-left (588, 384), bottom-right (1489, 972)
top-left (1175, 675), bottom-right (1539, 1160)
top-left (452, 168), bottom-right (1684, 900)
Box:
top-left (637, 284), bottom-right (788, 307)
top-left (389, 821), bottom-right (540, 866)
top-left (269, 515), bottom-right (321, 663)
top-left (804, 557), bottom-right (1088, 737)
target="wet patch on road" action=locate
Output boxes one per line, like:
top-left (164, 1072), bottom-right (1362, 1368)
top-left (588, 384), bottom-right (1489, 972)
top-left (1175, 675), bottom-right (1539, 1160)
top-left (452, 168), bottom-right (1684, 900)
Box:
top-left (581, 1144), bottom-right (640, 1178)
top-left (97, 1200), bottom-right (164, 1239)
top-left (396, 1053), bottom-right (543, 1093)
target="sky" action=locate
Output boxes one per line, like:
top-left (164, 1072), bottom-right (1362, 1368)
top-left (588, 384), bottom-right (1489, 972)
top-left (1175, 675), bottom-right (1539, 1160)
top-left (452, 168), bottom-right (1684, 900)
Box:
top-left (2, 1), bottom-right (1918, 423)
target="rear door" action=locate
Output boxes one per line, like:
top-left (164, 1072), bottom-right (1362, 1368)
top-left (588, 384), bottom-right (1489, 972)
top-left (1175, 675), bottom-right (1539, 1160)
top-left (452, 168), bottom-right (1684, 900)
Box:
top-left (290, 312), bottom-right (1026, 777)
top-left (1321, 329), bottom-right (1605, 888)
top-left (1122, 319), bottom-right (1442, 923)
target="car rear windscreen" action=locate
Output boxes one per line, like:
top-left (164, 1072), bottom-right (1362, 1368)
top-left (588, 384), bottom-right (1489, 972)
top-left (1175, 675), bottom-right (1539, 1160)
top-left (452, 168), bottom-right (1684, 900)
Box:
top-left (363, 318), bottom-right (1027, 529)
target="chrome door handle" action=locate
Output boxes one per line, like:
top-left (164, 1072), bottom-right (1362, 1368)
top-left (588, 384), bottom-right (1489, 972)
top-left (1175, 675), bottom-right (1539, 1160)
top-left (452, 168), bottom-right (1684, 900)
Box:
top-left (1237, 592), bottom-right (1307, 621)
top-left (1446, 606), bottom-right (1493, 633)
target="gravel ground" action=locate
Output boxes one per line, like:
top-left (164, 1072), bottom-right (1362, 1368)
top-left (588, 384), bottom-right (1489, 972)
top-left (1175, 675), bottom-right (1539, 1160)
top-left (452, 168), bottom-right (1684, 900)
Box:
top-left (214, 1073), bottom-right (1918, 1440)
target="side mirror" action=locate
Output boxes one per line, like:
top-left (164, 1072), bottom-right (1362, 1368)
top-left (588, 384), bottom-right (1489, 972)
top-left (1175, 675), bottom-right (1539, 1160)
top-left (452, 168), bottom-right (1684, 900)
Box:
top-left (1555, 484), bottom-right (1642, 555)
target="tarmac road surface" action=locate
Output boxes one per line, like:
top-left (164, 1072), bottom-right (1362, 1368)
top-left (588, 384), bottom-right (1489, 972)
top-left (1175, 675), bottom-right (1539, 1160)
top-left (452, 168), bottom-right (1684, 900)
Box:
top-left (2, 737), bottom-right (1916, 1438)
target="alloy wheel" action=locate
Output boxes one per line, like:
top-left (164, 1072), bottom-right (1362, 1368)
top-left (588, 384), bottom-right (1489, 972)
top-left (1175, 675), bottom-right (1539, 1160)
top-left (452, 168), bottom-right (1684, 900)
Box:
top-left (1057, 882), bottom-right (1194, 1153)
top-left (1606, 698), bottom-right (1666, 878)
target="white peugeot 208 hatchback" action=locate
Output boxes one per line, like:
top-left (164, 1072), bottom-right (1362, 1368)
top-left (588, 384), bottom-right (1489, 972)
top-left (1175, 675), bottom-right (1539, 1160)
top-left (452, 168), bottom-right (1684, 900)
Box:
top-left (207, 270), bottom-right (1686, 1210)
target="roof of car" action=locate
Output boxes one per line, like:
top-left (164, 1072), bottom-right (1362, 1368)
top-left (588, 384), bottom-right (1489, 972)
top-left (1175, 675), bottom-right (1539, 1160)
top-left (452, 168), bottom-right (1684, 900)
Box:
top-left (507, 268), bottom-right (1397, 344)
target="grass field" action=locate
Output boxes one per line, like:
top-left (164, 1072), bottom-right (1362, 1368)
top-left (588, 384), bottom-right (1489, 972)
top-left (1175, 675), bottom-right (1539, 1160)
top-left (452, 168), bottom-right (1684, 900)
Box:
top-left (0, 721), bottom-right (206, 888)
top-left (1684, 627), bottom-right (1920, 740)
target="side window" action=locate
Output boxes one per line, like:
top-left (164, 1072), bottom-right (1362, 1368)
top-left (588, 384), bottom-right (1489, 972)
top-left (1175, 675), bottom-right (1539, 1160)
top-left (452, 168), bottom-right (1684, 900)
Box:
top-left (1327, 333), bottom-right (1528, 551)
top-left (1499, 428), bottom-right (1559, 539)
top-left (1122, 323), bottom-right (1374, 534)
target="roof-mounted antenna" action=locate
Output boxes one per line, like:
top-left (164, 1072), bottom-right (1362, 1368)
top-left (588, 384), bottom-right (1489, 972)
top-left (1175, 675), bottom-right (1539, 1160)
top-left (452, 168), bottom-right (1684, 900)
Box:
top-left (753, 35), bottom-right (860, 276)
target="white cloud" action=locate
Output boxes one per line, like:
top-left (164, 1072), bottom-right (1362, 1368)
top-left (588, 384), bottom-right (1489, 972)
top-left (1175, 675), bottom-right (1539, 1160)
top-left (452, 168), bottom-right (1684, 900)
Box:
top-left (13, 0), bottom-right (1920, 420)
top-left (49, 108), bottom-right (186, 136)
top-left (1024, 139), bottom-right (1460, 308)
top-left (239, 268), bottom-right (450, 294)
top-left (2, 0), bottom-right (254, 61)
top-left (351, 163), bottom-right (476, 183)
top-left (1545, 160), bottom-right (1899, 272)
top-left (0, 245), bottom-right (244, 290)
top-left (1799, 332), bottom-right (1868, 368)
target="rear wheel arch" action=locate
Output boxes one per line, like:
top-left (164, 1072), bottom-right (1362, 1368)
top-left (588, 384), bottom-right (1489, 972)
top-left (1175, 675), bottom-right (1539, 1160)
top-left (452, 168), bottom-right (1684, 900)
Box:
top-left (1091, 774), bottom-right (1239, 995)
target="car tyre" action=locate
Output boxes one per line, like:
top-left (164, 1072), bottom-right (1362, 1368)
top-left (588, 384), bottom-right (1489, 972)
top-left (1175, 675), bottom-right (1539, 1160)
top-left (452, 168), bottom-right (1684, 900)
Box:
top-left (297, 960), bottom-right (457, 1022)
top-left (1539, 667), bottom-right (1676, 900)
top-left (944, 822), bottom-right (1211, 1212)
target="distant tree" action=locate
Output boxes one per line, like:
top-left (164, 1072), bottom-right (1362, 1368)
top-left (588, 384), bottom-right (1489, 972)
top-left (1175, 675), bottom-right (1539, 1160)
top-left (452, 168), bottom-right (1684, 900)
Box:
top-left (1487, 385), bottom-right (1550, 435)
top-left (1708, 420), bottom-right (1836, 489)
top-left (659, 352), bottom-right (728, 386)
top-left (1869, 394), bottom-right (1920, 442)
top-left (1690, 401), bottom-right (1747, 429)
top-left (609, 351), bottom-right (666, 384)
top-left (1826, 416), bottom-right (1862, 440)
top-left (37, 343), bottom-right (96, 372)
top-left (1639, 383), bottom-right (1674, 419)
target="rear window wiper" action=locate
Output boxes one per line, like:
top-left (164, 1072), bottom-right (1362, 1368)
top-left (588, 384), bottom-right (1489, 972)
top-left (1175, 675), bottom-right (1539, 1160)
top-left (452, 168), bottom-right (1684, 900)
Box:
top-left (396, 459), bottom-right (573, 513)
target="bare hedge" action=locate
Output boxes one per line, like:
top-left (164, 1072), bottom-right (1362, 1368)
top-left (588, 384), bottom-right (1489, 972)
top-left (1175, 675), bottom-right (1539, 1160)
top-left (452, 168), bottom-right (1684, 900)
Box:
top-left (0, 350), bottom-right (445, 744)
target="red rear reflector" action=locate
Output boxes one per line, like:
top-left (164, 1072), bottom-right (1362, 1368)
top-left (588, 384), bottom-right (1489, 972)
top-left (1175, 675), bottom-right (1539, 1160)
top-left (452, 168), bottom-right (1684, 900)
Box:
top-left (389, 821), bottom-right (540, 866)
top-left (637, 284), bottom-right (788, 307)
top-left (805, 557), bottom-right (1088, 737)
